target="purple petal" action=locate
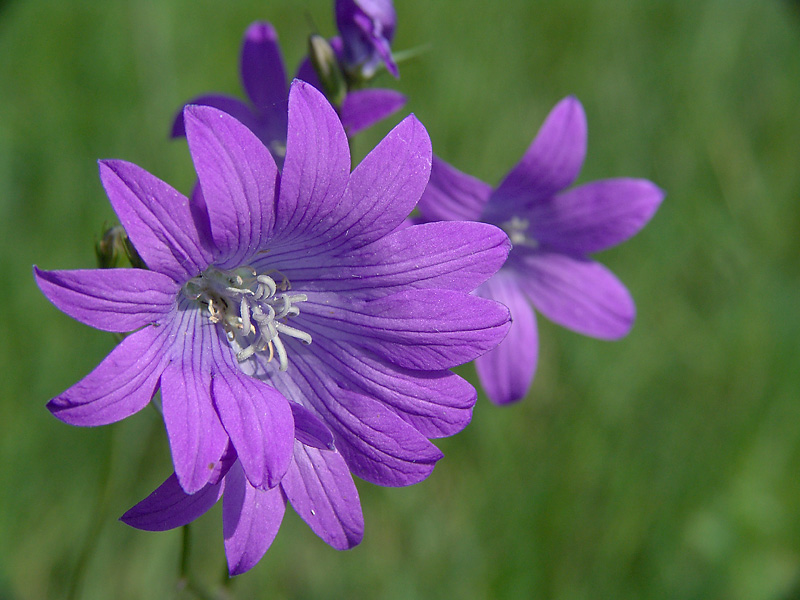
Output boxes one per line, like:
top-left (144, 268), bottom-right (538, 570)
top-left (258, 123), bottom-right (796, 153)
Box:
top-left (529, 178), bottom-right (665, 254)
top-left (321, 389), bottom-right (443, 486)
top-left (269, 221), bottom-right (509, 300)
top-left (47, 324), bottom-right (167, 426)
top-left (223, 461), bottom-right (286, 576)
top-left (240, 22), bottom-right (289, 114)
top-left (290, 402), bottom-right (335, 450)
top-left (273, 80), bottom-right (350, 243)
top-left (34, 267), bottom-right (177, 333)
top-left (300, 334), bottom-right (476, 438)
top-left (336, 0), bottom-right (398, 77)
top-left (474, 271), bottom-right (538, 405)
top-left (211, 367), bottom-right (293, 490)
top-left (485, 97), bottom-right (587, 223)
top-left (331, 114), bottom-right (431, 250)
top-left (417, 155), bottom-right (492, 223)
top-left (281, 442), bottom-right (363, 549)
top-left (161, 358), bottom-right (229, 494)
top-left (183, 105), bottom-right (278, 268)
top-left (120, 473), bottom-right (224, 531)
top-left (513, 249), bottom-right (635, 339)
top-left (170, 95), bottom-right (258, 139)
top-left (99, 160), bottom-right (212, 282)
top-left (340, 88), bottom-right (406, 136)
top-left (304, 289), bottom-right (511, 370)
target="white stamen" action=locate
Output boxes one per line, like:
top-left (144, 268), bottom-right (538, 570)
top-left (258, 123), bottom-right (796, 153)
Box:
top-left (183, 266), bottom-right (311, 372)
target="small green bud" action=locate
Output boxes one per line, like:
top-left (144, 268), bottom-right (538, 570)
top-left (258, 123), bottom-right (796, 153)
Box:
top-left (95, 225), bottom-right (146, 269)
top-left (308, 34), bottom-right (348, 108)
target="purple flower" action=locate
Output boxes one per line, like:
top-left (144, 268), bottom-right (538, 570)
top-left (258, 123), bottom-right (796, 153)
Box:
top-left (417, 96), bottom-right (664, 405)
top-left (37, 81), bottom-right (511, 572)
top-left (335, 0), bottom-right (398, 78)
top-left (171, 21), bottom-right (405, 159)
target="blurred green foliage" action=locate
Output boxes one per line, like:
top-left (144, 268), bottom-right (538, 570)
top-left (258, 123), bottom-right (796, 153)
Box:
top-left (1, 0), bottom-right (799, 598)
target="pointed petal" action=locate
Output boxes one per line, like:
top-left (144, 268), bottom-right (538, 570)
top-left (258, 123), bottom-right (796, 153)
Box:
top-left (282, 443), bottom-right (363, 549)
top-left (303, 289), bottom-right (511, 370)
top-left (265, 221), bottom-right (509, 303)
top-left (273, 80), bottom-right (350, 242)
top-left (290, 402), bottom-right (334, 450)
top-left (300, 334), bottom-right (476, 438)
top-left (170, 95), bottom-right (258, 138)
top-left (474, 272), bottom-right (538, 405)
top-left (514, 250), bottom-right (635, 339)
top-left (211, 368), bottom-right (293, 490)
top-left (339, 88), bottom-right (406, 136)
top-left (223, 461), bottom-right (286, 576)
top-left (330, 114), bottom-right (431, 250)
top-left (264, 350), bottom-right (444, 485)
top-left (321, 389), bottom-right (443, 486)
top-left (485, 97), bottom-right (587, 222)
top-left (34, 267), bottom-right (177, 333)
top-left (98, 160), bottom-right (212, 282)
top-left (162, 361), bottom-right (229, 494)
top-left (240, 22), bottom-right (289, 113)
top-left (417, 155), bottom-right (492, 222)
top-left (120, 473), bottom-right (224, 531)
top-left (47, 324), bottom-right (168, 425)
top-left (183, 105), bottom-right (278, 267)
top-left (529, 179), bottom-right (665, 254)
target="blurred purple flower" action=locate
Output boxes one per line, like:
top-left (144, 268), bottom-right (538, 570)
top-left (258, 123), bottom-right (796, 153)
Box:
top-left (335, 0), bottom-right (398, 78)
top-left (417, 96), bottom-right (664, 405)
top-left (38, 81), bottom-right (511, 572)
top-left (171, 21), bottom-right (405, 161)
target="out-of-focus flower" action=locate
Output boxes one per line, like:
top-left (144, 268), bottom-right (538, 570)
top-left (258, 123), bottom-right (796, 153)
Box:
top-left (172, 21), bottom-right (405, 162)
top-left (417, 96), bottom-right (664, 405)
top-left (335, 0), bottom-right (398, 79)
top-left (39, 81), bottom-right (511, 572)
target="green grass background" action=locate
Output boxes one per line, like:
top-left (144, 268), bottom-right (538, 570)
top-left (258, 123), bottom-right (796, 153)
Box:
top-left (1, 0), bottom-right (799, 598)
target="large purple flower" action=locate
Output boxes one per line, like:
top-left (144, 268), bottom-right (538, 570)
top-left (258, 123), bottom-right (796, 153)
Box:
top-left (335, 0), bottom-right (398, 78)
top-left (171, 21), bottom-right (405, 158)
top-left (37, 81), bottom-right (511, 571)
top-left (417, 96), bottom-right (664, 405)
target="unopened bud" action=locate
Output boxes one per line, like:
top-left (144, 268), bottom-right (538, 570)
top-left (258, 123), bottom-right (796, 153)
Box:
top-left (95, 225), bottom-right (146, 269)
top-left (308, 34), bottom-right (347, 107)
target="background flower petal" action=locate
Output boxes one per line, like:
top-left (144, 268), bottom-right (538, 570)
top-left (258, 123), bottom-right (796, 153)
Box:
top-left (170, 95), bottom-right (258, 138)
top-left (183, 105), bottom-right (278, 268)
top-left (485, 96), bottom-right (587, 222)
top-left (474, 271), bottom-right (539, 405)
top-left (34, 267), bottom-right (177, 333)
top-left (417, 155), bottom-right (492, 222)
top-left (98, 160), bottom-right (212, 282)
top-left (340, 88), bottom-right (406, 136)
top-left (281, 442), bottom-right (363, 549)
top-left (120, 474), bottom-right (224, 532)
top-left (240, 22), bottom-right (288, 114)
top-left (47, 325), bottom-right (167, 426)
top-left (514, 249), bottom-right (635, 339)
top-left (223, 462), bottom-right (286, 576)
top-left (529, 179), bottom-right (665, 254)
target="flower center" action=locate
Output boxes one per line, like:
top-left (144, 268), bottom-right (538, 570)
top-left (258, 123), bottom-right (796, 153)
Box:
top-left (501, 216), bottom-right (538, 249)
top-left (183, 266), bottom-right (311, 371)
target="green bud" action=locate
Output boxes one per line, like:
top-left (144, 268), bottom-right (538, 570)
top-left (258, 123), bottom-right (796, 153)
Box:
top-left (308, 34), bottom-right (348, 108)
top-left (95, 225), bottom-right (146, 269)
